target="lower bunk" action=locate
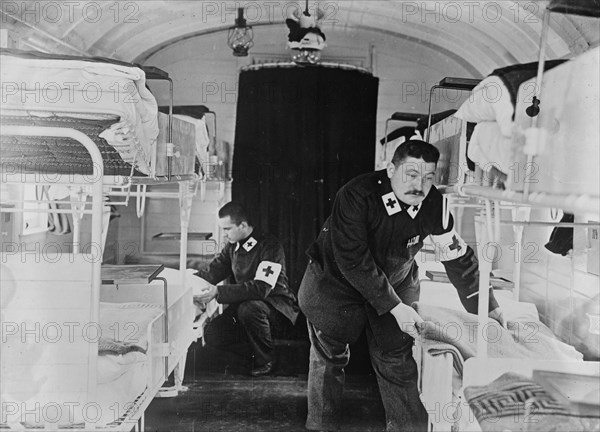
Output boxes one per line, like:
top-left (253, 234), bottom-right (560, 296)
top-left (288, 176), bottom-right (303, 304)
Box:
top-left (1, 300), bottom-right (165, 431)
top-left (413, 265), bottom-right (597, 431)
top-left (0, 258), bottom-right (195, 431)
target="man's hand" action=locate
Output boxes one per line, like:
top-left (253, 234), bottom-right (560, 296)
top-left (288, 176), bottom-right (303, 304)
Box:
top-left (488, 307), bottom-right (506, 328)
top-left (187, 256), bottom-right (206, 272)
top-left (390, 303), bottom-right (424, 339)
top-left (194, 284), bottom-right (218, 303)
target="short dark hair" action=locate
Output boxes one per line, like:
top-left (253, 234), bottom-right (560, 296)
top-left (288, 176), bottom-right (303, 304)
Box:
top-left (218, 202), bottom-right (252, 226)
top-left (391, 140), bottom-right (440, 166)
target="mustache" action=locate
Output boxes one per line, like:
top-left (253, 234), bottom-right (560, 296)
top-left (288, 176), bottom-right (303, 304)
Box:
top-left (406, 190), bottom-right (424, 196)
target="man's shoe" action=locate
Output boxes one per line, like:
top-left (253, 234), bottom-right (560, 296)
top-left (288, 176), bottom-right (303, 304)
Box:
top-left (250, 361), bottom-right (275, 377)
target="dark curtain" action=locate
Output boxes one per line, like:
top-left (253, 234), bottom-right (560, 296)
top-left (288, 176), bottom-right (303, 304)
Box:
top-left (232, 66), bottom-right (378, 292)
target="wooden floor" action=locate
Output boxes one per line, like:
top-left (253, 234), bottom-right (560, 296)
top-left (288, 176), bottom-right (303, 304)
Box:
top-left (145, 373), bottom-right (386, 432)
top-left (145, 338), bottom-right (386, 431)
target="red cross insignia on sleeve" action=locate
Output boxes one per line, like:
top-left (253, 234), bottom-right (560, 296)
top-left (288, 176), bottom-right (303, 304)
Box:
top-left (254, 261), bottom-right (282, 288)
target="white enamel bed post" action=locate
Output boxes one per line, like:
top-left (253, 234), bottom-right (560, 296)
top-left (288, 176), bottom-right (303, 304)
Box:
top-left (2, 125), bottom-right (105, 429)
top-left (474, 213), bottom-right (491, 360)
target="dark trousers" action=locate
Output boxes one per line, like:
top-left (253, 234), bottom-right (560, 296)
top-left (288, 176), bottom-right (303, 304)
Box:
top-left (203, 300), bottom-right (289, 367)
top-left (306, 320), bottom-right (428, 432)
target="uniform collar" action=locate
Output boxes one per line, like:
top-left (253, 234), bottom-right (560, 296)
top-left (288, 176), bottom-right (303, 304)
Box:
top-left (236, 229), bottom-right (260, 252)
top-left (377, 170), bottom-right (422, 218)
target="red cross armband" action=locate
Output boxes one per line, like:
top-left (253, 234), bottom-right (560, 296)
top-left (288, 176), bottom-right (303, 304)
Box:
top-left (430, 229), bottom-right (468, 262)
top-left (254, 261), bottom-right (282, 288)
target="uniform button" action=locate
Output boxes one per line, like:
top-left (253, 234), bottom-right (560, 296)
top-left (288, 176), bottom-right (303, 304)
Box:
top-left (378, 180), bottom-right (382, 184)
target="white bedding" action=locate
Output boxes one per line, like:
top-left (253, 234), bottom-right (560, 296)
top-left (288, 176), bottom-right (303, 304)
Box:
top-left (511, 47), bottom-right (599, 197)
top-left (419, 280), bottom-right (539, 323)
top-left (417, 278), bottom-right (541, 432)
top-left (96, 352), bottom-right (148, 427)
top-left (100, 267), bottom-right (196, 381)
top-left (99, 302), bottom-right (163, 351)
top-left (454, 75), bottom-right (515, 137)
top-left (0, 52), bottom-right (159, 174)
top-left (467, 121), bottom-right (513, 175)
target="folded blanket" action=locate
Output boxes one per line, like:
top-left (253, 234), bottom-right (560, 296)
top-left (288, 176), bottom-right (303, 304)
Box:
top-left (413, 302), bottom-right (583, 375)
top-left (464, 372), bottom-right (600, 432)
top-left (419, 337), bottom-right (465, 375)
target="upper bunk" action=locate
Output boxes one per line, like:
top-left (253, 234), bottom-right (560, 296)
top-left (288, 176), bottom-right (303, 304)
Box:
top-left (425, 46), bottom-right (600, 218)
top-left (0, 49), bottom-right (205, 185)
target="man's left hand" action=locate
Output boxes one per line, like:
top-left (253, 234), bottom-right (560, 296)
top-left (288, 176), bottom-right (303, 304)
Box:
top-left (194, 284), bottom-right (218, 303)
top-left (488, 307), bottom-right (506, 328)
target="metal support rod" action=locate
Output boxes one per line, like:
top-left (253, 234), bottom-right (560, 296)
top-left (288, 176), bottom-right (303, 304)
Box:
top-left (168, 78), bottom-right (174, 181)
top-left (425, 78), bottom-right (480, 142)
top-left (179, 180), bottom-right (193, 282)
top-left (155, 277), bottom-right (169, 380)
top-left (497, 221), bottom-right (600, 227)
top-left (523, 9), bottom-right (551, 199)
top-left (0, 173), bottom-right (128, 186)
top-left (458, 184), bottom-right (600, 216)
top-left (144, 74), bottom-right (174, 180)
top-left (107, 191), bottom-right (181, 200)
top-left (426, 84), bottom-right (441, 142)
top-left (474, 216), bottom-right (491, 360)
top-left (0, 207), bottom-right (94, 215)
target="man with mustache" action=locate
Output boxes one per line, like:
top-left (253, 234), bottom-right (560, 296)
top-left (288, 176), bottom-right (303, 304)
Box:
top-left (298, 140), bottom-right (505, 432)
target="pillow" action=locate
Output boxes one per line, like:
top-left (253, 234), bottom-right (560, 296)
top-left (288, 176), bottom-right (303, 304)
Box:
top-left (467, 121), bottom-right (513, 174)
top-left (494, 289), bottom-right (539, 323)
top-left (455, 76), bottom-right (515, 137)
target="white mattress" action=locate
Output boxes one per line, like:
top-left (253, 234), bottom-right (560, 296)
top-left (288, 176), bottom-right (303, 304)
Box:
top-left (0, 53), bottom-right (159, 174)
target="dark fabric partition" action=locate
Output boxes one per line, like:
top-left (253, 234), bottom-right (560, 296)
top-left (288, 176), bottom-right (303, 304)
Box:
top-left (232, 66), bottom-right (378, 293)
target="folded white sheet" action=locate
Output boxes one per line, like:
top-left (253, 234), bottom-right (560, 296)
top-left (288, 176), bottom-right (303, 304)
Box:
top-left (455, 75), bottom-right (514, 137)
top-left (467, 121), bottom-right (513, 175)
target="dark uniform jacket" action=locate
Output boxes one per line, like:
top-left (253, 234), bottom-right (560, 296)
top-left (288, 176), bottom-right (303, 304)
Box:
top-left (198, 231), bottom-right (299, 325)
top-left (298, 169), bottom-right (499, 346)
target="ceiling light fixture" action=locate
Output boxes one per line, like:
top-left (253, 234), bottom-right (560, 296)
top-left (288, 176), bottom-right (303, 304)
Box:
top-left (286, 0), bottom-right (326, 64)
top-left (227, 7), bottom-right (254, 57)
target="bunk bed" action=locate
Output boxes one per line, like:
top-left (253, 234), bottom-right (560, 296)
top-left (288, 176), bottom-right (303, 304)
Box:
top-left (0, 49), bottom-right (202, 430)
top-left (413, 5), bottom-right (600, 429)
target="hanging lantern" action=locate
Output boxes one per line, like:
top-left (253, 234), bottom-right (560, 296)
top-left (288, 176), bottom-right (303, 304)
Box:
top-left (227, 8), bottom-right (254, 57)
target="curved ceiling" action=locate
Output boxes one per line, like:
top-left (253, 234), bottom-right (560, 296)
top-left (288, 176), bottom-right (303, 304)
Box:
top-left (3, 1), bottom-right (598, 76)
